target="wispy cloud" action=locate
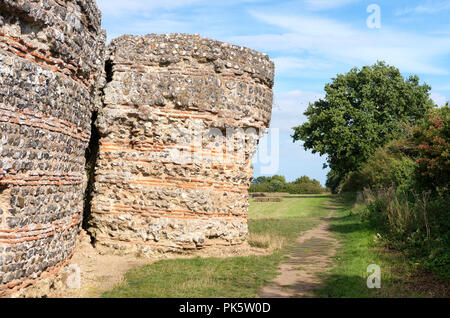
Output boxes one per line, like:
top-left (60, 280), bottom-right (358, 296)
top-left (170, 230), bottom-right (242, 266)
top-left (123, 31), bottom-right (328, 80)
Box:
top-left (396, 1), bottom-right (450, 15)
top-left (430, 92), bottom-right (448, 106)
top-left (434, 84), bottom-right (450, 92)
top-left (97, 0), bottom-right (269, 41)
top-left (270, 90), bottom-right (324, 133)
top-left (273, 56), bottom-right (332, 74)
top-left (97, 0), bottom-right (266, 16)
top-left (104, 15), bottom-right (191, 40)
top-left (303, 0), bottom-right (360, 11)
top-left (96, 0), bottom-right (205, 16)
top-left (229, 11), bottom-right (450, 75)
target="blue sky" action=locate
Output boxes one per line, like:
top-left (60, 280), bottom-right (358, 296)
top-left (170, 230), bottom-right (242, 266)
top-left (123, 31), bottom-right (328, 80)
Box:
top-left (97, 0), bottom-right (450, 185)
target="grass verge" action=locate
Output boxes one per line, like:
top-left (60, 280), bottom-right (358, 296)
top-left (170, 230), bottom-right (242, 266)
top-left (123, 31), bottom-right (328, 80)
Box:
top-left (315, 196), bottom-right (450, 297)
top-left (103, 194), bottom-right (332, 298)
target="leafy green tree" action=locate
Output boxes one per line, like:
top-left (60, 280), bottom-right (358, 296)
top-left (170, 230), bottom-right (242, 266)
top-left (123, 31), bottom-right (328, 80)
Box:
top-left (285, 183), bottom-right (323, 194)
top-left (293, 176), bottom-right (321, 187)
top-left (249, 174), bottom-right (324, 194)
top-left (292, 61), bottom-right (435, 190)
top-left (268, 179), bottom-right (285, 192)
top-left (250, 175), bottom-right (287, 192)
top-left (325, 170), bottom-right (342, 193)
top-left (252, 176), bottom-right (271, 184)
top-left (270, 175), bottom-right (286, 184)
top-left (252, 175), bottom-right (286, 185)
top-left (342, 139), bottom-right (417, 192)
top-left (248, 182), bottom-right (269, 193)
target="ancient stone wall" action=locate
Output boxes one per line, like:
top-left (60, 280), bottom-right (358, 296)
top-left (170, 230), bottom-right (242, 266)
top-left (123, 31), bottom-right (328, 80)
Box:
top-left (0, 1), bottom-right (275, 296)
top-left (89, 34), bottom-right (274, 256)
top-left (0, 0), bottom-right (105, 296)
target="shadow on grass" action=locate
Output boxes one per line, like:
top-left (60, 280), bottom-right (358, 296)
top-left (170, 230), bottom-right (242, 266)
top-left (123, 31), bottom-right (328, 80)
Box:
top-left (327, 221), bottom-right (365, 234)
top-left (316, 271), bottom-right (450, 298)
top-left (325, 215), bottom-right (351, 221)
top-left (314, 274), bottom-right (385, 298)
top-left (319, 210), bottom-right (353, 221)
top-left (262, 281), bottom-right (324, 297)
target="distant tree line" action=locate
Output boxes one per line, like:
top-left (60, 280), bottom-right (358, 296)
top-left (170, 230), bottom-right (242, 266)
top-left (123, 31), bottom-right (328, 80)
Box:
top-left (250, 175), bottom-right (326, 194)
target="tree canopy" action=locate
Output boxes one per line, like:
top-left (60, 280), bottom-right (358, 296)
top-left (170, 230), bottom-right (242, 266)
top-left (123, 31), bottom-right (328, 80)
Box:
top-left (292, 61), bottom-right (435, 190)
top-left (251, 175), bottom-right (286, 184)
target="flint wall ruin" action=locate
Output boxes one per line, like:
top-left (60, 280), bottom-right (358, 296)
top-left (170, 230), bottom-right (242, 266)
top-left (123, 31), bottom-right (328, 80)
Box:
top-left (0, 1), bottom-right (274, 296)
top-left (0, 0), bottom-right (105, 295)
top-left (89, 34), bottom-right (274, 255)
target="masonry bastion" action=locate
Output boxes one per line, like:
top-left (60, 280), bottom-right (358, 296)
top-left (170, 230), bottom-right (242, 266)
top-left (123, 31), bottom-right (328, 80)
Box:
top-left (0, 0), bottom-right (105, 296)
top-left (0, 1), bottom-right (274, 296)
top-left (88, 34), bottom-right (274, 256)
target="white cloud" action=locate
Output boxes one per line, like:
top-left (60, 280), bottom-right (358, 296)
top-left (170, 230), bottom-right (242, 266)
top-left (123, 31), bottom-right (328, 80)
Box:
top-left (270, 90), bottom-right (324, 133)
top-left (273, 56), bottom-right (332, 74)
top-left (254, 131), bottom-right (328, 184)
top-left (396, 1), bottom-right (450, 15)
top-left (254, 131), bottom-right (328, 183)
top-left (430, 92), bottom-right (448, 106)
top-left (96, 0), bottom-right (205, 16)
top-left (270, 90), bottom-right (449, 135)
top-left (433, 84), bottom-right (450, 91)
top-left (105, 17), bottom-right (189, 40)
top-left (97, 0), bottom-right (266, 16)
top-left (229, 12), bottom-right (450, 75)
top-left (304, 0), bottom-right (359, 11)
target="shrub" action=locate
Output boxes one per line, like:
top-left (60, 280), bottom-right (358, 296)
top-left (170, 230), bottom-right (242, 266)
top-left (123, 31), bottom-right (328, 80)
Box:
top-left (413, 105), bottom-right (450, 196)
top-left (268, 179), bottom-right (285, 192)
top-left (249, 183), bottom-right (269, 193)
top-left (342, 139), bottom-right (417, 193)
top-left (249, 193), bottom-right (267, 198)
top-left (286, 175), bottom-right (324, 194)
top-left (361, 187), bottom-right (450, 279)
top-left (284, 182), bottom-right (323, 194)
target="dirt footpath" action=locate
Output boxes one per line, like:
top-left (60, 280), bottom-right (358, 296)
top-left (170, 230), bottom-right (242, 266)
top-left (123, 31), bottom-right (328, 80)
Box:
top-left (259, 210), bottom-right (339, 297)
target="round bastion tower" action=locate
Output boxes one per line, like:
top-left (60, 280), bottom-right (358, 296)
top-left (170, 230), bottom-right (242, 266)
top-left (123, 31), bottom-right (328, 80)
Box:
top-left (0, 0), bottom-right (105, 296)
top-left (88, 34), bottom-right (274, 256)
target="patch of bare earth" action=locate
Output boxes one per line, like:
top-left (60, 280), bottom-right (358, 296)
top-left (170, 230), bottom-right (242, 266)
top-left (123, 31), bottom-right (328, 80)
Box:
top-left (259, 210), bottom-right (338, 298)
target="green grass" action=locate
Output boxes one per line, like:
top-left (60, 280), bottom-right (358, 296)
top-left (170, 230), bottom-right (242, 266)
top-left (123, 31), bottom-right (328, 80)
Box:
top-left (103, 254), bottom-right (282, 298)
top-left (314, 197), bottom-right (447, 297)
top-left (103, 194), bottom-right (448, 298)
top-left (102, 194), bottom-right (332, 298)
top-left (248, 194), bottom-right (333, 219)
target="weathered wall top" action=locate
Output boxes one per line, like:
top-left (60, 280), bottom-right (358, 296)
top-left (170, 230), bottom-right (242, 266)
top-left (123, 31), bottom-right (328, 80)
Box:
top-left (0, 0), bottom-right (105, 88)
top-left (105, 33), bottom-right (274, 128)
top-left (109, 33), bottom-right (274, 87)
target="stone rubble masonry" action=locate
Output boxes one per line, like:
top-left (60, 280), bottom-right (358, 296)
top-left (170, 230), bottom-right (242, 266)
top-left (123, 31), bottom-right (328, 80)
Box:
top-left (0, 2), bottom-right (275, 297)
top-left (89, 34), bottom-right (274, 256)
top-left (0, 0), bottom-right (105, 296)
